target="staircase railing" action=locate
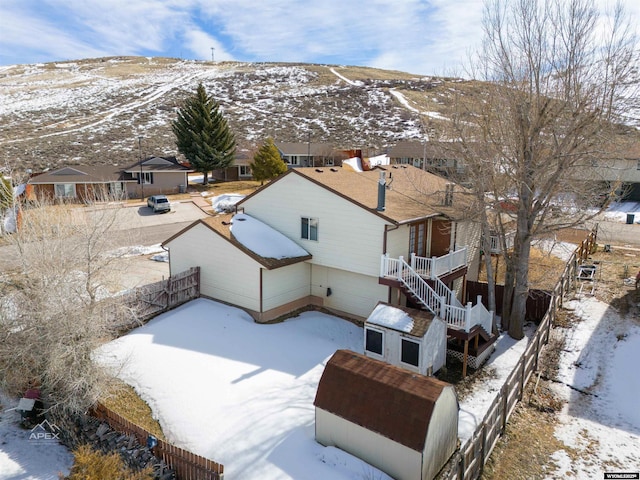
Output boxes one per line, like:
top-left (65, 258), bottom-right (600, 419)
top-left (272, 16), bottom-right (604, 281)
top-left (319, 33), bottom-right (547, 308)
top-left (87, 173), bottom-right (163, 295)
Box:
top-left (380, 253), bottom-right (493, 334)
top-left (409, 248), bottom-right (467, 279)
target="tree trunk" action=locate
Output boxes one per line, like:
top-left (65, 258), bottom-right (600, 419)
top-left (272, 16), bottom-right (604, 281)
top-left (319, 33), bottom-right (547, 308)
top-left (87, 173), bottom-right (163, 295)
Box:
top-left (508, 235), bottom-right (531, 340)
top-left (501, 260), bottom-right (514, 332)
top-left (202, 171), bottom-right (209, 185)
top-left (480, 222), bottom-right (497, 332)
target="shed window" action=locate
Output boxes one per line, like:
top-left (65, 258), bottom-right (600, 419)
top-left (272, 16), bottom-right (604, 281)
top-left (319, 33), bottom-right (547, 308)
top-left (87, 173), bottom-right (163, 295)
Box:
top-left (301, 217), bottom-right (318, 241)
top-left (239, 165), bottom-right (252, 176)
top-left (401, 338), bottom-right (420, 367)
top-left (365, 328), bottom-right (383, 355)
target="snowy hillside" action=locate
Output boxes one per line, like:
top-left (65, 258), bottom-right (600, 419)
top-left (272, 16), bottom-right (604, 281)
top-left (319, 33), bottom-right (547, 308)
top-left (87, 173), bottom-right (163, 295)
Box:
top-left (0, 56), bottom-right (460, 172)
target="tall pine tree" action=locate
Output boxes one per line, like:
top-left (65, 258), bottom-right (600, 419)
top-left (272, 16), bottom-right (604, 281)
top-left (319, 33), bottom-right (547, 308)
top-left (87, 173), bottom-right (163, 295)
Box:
top-left (250, 138), bottom-right (287, 185)
top-left (172, 83), bottom-right (236, 185)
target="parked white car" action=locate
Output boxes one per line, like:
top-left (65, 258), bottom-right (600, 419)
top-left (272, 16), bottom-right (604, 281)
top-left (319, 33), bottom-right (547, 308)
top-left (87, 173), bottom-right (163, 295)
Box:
top-left (147, 195), bottom-right (171, 213)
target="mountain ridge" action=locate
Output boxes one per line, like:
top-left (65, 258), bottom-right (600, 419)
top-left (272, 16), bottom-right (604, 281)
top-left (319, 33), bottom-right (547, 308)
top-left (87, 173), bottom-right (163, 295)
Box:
top-left (0, 56), bottom-right (471, 173)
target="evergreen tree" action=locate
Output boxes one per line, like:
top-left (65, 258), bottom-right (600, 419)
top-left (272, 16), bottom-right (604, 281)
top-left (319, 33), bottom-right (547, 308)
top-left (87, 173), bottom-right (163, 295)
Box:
top-left (172, 83), bottom-right (236, 185)
top-left (250, 138), bottom-right (288, 185)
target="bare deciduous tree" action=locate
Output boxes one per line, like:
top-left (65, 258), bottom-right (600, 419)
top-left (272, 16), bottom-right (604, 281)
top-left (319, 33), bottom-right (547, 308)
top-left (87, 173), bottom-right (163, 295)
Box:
top-left (0, 191), bottom-right (137, 414)
top-left (444, 0), bottom-right (638, 338)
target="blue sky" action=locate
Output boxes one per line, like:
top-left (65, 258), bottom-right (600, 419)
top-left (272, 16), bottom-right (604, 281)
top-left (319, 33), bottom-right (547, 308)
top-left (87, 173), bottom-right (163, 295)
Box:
top-left (1, 1), bottom-right (638, 76)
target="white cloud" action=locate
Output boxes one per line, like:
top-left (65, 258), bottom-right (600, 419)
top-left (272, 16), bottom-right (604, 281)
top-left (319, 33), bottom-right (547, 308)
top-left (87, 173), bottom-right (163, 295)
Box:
top-left (0, 0), bottom-right (637, 76)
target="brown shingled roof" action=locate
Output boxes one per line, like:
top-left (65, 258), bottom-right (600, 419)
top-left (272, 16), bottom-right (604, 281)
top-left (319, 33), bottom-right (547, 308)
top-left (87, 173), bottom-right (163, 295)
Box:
top-left (288, 165), bottom-right (470, 223)
top-left (314, 349), bottom-right (455, 452)
top-left (28, 165), bottom-right (134, 184)
top-left (163, 214), bottom-right (311, 270)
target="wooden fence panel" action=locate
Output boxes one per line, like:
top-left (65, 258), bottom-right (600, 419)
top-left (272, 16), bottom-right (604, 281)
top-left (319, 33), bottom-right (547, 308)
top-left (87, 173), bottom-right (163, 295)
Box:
top-left (92, 402), bottom-right (223, 479)
top-left (436, 226), bottom-right (598, 479)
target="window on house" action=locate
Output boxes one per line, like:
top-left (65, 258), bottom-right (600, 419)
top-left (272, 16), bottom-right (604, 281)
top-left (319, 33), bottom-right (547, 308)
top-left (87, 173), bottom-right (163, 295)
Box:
top-left (54, 183), bottom-right (76, 198)
top-left (401, 338), bottom-right (420, 367)
top-left (138, 172), bottom-right (153, 184)
top-left (239, 165), bottom-right (252, 176)
top-left (286, 155), bottom-right (299, 165)
top-left (365, 328), bottom-right (383, 355)
top-left (301, 217), bottom-right (318, 241)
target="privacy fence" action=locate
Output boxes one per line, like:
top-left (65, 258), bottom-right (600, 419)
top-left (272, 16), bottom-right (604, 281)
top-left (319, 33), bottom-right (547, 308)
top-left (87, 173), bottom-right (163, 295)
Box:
top-left (437, 227), bottom-right (597, 480)
top-left (93, 403), bottom-right (224, 480)
top-left (117, 266), bottom-right (200, 331)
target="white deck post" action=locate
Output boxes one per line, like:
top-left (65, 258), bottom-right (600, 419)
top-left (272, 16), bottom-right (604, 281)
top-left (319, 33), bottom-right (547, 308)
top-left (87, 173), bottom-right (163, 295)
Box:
top-left (398, 256), bottom-right (404, 281)
top-left (431, 255), bottom-right (437, 279)
top-left (466, 302), bottom-right (472, 331)
top-left (380, 253), bottom-right (387, 277)
top-left (440, 295), bottom-right (447, 319)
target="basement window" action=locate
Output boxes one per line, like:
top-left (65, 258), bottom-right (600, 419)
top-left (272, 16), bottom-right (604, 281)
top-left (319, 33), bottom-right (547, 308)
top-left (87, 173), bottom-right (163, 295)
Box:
top-left (301, 217), bottom-right (318, 241)
top-left (401, 338), bottom-right (420, 367)
top-left (365, 328), bottom-right (383, 356)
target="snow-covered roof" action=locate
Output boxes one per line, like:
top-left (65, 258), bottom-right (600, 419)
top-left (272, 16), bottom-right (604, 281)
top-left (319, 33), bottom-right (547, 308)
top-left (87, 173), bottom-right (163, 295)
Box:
top-left (230, 213), bottom-right (309, 259)
top-left (164, 212), bottom-right (311, 269)
top-left (342, 157), bottom-right (363, 172)
top-left (365, 302), bottom-right (436, 337)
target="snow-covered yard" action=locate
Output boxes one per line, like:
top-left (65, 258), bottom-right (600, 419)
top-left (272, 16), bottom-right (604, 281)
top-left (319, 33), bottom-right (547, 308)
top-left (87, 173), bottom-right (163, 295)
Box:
top-left (547, 296), bottom-right (640, 478)
top-left (0, 392), bottom-right (72, 479)
top-left (98, 298), bottom-right (395, 480)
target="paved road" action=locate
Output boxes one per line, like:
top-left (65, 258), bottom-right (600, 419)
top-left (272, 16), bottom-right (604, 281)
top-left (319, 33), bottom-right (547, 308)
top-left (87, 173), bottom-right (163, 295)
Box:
top-left (586, 218), bottom-right (640, 247)
top-left (0, 200), bottom-right (208, 272)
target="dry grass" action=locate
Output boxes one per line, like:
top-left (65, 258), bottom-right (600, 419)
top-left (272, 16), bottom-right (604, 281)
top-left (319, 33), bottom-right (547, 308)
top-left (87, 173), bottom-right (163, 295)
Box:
top-left (481, 390), bottom-right (575, 480)
top-left (478, 246), bottom-right (568, 291)
top-left (100, 380), bottom-right (165, 440)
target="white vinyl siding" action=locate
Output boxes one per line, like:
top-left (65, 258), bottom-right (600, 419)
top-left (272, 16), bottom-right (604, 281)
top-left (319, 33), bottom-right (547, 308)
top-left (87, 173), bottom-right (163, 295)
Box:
top-left (315, 408), bottom-right (422, 480)
top-left (242, 173), bottom-right (388, 277)
top-left (165, 224), bottom-right (261, 311)
top-left (262, 262), bottom-right (311, 311)
top-left (311, 265), bottom-right (389, 319)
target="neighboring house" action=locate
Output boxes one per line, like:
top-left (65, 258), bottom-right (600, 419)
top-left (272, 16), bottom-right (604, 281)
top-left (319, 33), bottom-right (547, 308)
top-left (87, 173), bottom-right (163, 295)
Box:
top-left (584, 139), bottom-right (640, 201)
top-left (364, 302), bottom-right (447, 375)
top-left (27, 165), bottom-right (135, 201)
top-left (314, 349), bottom-right (459, 480)
top-left (164, 165), bottom-right (494, 362)
top-left (210, 148), bottom-right (254, 182)
top-left (27, 157), bottom-right (193, 202)
top-left (275, 141), bottom-right (347, 167)
top-left (388, 141), bottom-right (466, 178)
top-left (123, 156), bottom-right (193, 197)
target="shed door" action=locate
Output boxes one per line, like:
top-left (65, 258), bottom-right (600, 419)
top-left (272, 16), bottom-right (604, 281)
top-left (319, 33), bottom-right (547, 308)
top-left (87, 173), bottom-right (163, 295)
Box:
top-left (429, 219), bottom-right (451, 257)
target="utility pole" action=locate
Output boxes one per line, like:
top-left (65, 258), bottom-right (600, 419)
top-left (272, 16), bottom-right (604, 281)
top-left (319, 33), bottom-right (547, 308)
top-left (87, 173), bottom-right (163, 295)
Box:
top-left (211, 47), bottom-right (215, 62)
top-left (138, 136), bottom-right (144, 201)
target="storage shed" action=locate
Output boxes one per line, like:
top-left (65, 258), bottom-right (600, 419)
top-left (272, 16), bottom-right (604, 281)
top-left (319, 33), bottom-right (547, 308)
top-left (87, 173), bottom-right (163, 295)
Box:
top-left (364, 302), bottom-right (447, 375)
top-left (314, 350), bottom-right (459, 480)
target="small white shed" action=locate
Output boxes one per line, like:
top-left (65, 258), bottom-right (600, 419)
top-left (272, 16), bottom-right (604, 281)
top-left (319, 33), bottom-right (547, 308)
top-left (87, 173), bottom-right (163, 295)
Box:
top-left (364, 302), bottom-right (447, 375)
top-left (314, 350), bottom-right (459, 480)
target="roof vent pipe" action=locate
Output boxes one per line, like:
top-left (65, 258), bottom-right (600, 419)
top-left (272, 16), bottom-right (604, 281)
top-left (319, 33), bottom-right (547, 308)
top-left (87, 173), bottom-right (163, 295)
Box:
top-left (377, 171), bottom-right (386, 211)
